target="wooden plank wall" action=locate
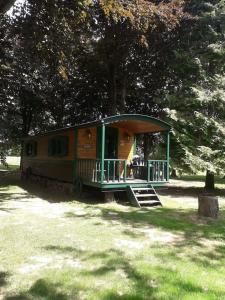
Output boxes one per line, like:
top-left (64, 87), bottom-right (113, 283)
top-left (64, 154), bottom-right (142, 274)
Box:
top-left (77, 127), bottom-right (97, 159)
top-left (22, 129), bottom-right (75, 182)
top-left (22, 126), bottom-right (135, 182)
top-left (118, 128), bottom-right (134, 162)
top-left (34, 129), bottom-right (74, 160)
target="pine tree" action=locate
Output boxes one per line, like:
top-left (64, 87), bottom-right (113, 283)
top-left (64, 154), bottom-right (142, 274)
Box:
top-left (166, 0), bottom-right (225, 188)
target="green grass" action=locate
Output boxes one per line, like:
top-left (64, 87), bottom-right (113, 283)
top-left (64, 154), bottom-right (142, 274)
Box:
top-left (179, 174), bottom-right (225, 184)
top-left (0, 156), bottom-right (20, 171)
top-left (175, 174), bottom-right (225, 190)
top-left (1, 177), bottom-right (225, 299)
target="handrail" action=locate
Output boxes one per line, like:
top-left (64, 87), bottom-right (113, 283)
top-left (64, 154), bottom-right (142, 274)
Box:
top-left (148, 159), bottom-right (167, 162)
top-left (76, 158), bottom-right (168, 183)
top-left (104, 159), bottom-right (126, 161)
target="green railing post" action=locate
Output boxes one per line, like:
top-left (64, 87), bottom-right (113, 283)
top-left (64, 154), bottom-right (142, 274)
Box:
top-left (118, 161), bottom-right (121, 182)
top-left (113, 161), bottom-right (116, 182)
top-left (166, 131), bottom-right (170, 181)
top-left (124, 160), bottom-right (127, 182)
top-left (147, 160), bottom-right (150, 182)
top-left (107, 160), bottom-right (110, 182)
top-left (101, 124), bottom-right (105, 183)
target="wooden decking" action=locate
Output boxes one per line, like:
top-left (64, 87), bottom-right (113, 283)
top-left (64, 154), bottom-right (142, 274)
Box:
top-left (76, 159), bottom-right (169, 185)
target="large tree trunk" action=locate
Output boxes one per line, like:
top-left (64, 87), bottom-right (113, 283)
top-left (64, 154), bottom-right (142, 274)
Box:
top-left (107, 76), bottom-right (117, 115)
top-left (118, 75), bottom-right (127, 114)
top-left (205, 170), bottom-right (215, 191)
top-left (107, 63), bottom-right (117, 116)
top-left (20, 140), bottom-right (24, 171)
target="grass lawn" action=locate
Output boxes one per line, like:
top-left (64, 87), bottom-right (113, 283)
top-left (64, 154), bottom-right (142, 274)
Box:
top-left (0, 156), bottom-right (20, 171)
top-left (1, 176), bottom-right (225, 299)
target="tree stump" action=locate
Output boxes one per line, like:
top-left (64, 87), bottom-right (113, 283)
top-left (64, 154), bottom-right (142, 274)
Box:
top-left (198, 194), bottom-right (219, 218)
top-left (104, 192), bottom-right (116, 203)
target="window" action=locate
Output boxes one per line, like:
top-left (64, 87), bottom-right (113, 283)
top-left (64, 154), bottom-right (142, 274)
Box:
top-left (25, 141), bottom-right (37, 157)
top-left (48, 136), bottom-right (68, 157)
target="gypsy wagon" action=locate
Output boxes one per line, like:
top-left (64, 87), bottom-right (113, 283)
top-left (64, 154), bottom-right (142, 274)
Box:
top-left (21, 114), bottom-right (171, 207)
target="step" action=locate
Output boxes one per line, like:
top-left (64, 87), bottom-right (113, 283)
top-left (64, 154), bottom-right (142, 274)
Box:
top-left (136, 194), bottom-right (158, 198)
top-left (132, 188), bottom-right (154, 191)
top-left (138, 200), bottom-right (161, 205)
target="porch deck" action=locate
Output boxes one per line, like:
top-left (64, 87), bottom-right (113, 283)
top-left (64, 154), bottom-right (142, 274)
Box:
top-left (75, 158), bottom-right (169, 189)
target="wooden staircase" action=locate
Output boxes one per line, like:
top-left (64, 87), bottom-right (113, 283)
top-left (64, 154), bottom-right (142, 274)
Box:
top-left (127, 185), bottom-right (162, 208)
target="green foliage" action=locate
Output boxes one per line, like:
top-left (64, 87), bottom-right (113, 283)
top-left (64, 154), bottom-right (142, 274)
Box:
top-left (0, 0), bottom-right (193, 142)
top-left (0, 0), bottom-right (225, 180)
top-left (164, 1), bottom-right (225, 176)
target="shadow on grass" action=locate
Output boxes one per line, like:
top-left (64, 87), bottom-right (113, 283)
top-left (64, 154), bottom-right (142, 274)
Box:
top-left (19, 180), bottom-right (104, 205)
top-left (44, 245), bottom-right (85, 257)
top-left (0, 271), bottom-right (9, 287)
top-left (0, 192), bottom-right (35, 213)
top-left (43, 246), bottom-right (157, 299)
top-left (99, 205), bottom-right (225, 239)
top-left (96, 205), bottom-right (225, 269)
top-left (41, 245), bottom-right (225, 299)
top-left (5, 279), bottom-right (67, 300)
top-left (0, 175), bottom-right (76, 204)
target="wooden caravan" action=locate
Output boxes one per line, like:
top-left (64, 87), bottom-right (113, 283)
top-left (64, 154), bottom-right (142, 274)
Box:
top-left (21, 114), bottom-right (171, 207)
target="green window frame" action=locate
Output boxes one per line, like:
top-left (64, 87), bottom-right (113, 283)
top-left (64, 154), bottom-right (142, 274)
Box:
top-left (25, 141), bottom-right (37, 157)
top-left (48, 136), bottom-right (68, 157)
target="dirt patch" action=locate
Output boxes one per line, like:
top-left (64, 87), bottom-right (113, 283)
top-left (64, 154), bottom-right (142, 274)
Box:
top-left (18, 254), bottom-right (83, 274)
top-left (136, 227), bottom-right (184, 245)
top-left (114, 239), bottom-right (144, 250)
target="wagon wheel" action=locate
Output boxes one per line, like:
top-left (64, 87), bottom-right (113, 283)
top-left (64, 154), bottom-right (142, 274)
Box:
top-left (75, 178), bottom-right (83, 197)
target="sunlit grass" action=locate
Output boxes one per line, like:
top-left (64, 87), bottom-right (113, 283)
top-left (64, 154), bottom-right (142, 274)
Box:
top-left (0, 156), bottom-right (20, 171)
top-left (180, 174), bottom-right (225, 186)
top-left (0, 177), bottom-right (225, 299)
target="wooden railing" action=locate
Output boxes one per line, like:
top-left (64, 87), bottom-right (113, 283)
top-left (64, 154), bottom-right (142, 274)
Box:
top-left (104, 159), bottom-right (127, 182)
top-left (76, 159), bottom-right (168, 184)
top-left (131, 160), bottom-right (167, 182)
top-left (76, 159), bottom-right (101, 182)
top-left (148, 160), bottom-right (168, 182)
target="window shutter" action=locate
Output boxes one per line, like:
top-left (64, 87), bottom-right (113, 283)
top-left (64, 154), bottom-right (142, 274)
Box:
top-left (25, 143), bottom-right (29, 156)
top-left (48, 139), bottom-right (55, 156)
top-left (61, 136), bottom-right (68, 156)
top-left (33, 141), bottom-right (37, 156)
top-left (48, 137), bottom-right (68, 156)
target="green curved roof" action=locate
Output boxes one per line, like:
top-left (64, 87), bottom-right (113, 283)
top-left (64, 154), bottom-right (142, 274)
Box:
top-left (24, 114), bottom-right (171, 139)
top-left (101, 114), bottom-right (171, 130)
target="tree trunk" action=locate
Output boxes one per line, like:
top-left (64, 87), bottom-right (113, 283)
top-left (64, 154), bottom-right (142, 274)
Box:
top-left (198, 194), bottom-right (219, 218)
top-left (171, 168), bottom-right (178, 178)
top-left (107, 63), bottom-right (117, 115)
top-left (104, 192), bottom-right (116, 202)
top-left (118, 75), bottom-right (127, 113)
top-left (205, 170), bottom-right (215, 191)
top-left (143, 134), bottom-right (153, 160)
top-left (20, 140), bottom-right (24, 171)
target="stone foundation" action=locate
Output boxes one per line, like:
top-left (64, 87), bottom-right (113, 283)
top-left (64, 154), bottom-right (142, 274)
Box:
top-left (23, 173), bottom-right (74, 195)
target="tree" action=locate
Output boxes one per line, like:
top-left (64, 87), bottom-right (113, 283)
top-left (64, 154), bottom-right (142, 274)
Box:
top-left (78, 0), bottom-right (193, 116)
top-left (165, 0), bottom-right (225, 188)
top-left (0, 0), bottom-right (16, 14)
top-left (0, 0), bottom-right (91, 144)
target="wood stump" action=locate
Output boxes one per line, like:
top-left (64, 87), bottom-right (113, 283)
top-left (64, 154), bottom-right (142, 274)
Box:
top-left (198, 194), bottom-right (219, 218)
top-left (104, 192), bottom-right (116, 203)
